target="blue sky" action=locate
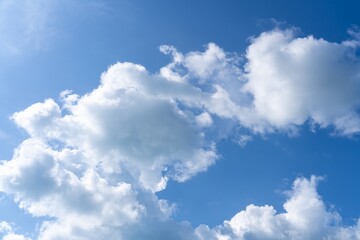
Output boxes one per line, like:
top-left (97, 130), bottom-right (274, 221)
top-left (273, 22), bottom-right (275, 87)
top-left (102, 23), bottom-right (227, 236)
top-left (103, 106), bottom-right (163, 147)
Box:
top-left (1, 1), bottom-right (360, 239)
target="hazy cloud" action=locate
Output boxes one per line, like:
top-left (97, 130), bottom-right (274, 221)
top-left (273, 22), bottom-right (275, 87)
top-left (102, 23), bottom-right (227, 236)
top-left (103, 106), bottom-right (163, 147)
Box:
top-left (0, 221), bottom-right (29, 240)
top-left (0, 0), bottom-right (55, 55)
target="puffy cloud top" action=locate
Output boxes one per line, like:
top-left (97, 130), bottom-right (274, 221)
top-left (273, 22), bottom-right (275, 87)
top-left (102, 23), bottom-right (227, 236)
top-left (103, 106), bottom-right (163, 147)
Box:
top-left (196, 177), bottom-right (360, 240)
top-left (244, 29), bottom-right (360, 134)
top-left (2, 27), bottom-right (360, 239)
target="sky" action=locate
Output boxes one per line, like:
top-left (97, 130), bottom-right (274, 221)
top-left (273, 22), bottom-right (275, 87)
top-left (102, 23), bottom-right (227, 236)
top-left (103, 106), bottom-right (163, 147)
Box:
top-left (1, 0), bottom-right (360, 239)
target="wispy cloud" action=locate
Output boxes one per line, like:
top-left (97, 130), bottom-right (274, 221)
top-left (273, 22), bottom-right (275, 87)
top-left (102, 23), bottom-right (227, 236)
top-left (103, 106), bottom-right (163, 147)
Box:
top-left (0, 0), bottom-right (55, 56)
top-left (0, 0), bottom-right (109, 57)
top-left (0, 220), bottom-right (30, 240)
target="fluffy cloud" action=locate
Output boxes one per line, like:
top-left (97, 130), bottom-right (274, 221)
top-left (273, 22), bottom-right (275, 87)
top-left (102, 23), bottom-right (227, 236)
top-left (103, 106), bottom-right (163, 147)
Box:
top-left (243, 29), bottom-right (360, 134)
top-left (2, 27), bottom-right (360, 239)
top-left (11, 62), bottom-right (218, 191)
top-left (3, 60), bottom-right (218, 239)
top-left (161, 29), bottom-right (360, 134)
top-left (0, 139), bottom-right (147, 239)
top-left (195, 177), bottom-right (360, 240)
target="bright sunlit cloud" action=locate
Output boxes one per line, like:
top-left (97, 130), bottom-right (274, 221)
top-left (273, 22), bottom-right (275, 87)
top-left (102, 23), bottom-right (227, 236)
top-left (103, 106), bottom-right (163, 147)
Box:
top-left (1, 25), bottom-right (360, 239)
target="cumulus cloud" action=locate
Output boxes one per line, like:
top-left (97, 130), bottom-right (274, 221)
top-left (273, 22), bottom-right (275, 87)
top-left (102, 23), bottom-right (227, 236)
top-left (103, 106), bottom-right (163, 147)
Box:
top-left (2, 27), bottom-right (360, 239)
top-left (2, 60), bottom-right (218, 238)
top-left (243, 29), bottom-right (360, 134)
top-left (161, 30), bottom-right (360, 135)
top-left (11, 62), bottom-right (218, 191)
top-left (0, 139), bottom-right (147, 239)
top-left (195, 176), bottom-right (360, 240)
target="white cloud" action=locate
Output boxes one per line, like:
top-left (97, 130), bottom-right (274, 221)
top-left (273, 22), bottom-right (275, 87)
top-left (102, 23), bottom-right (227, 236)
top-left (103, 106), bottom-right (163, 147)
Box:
top-left (2, 60), bottom-right (218, 238)
top-left (11, 62), bottom-right (218, 191)
top-left (11, 99), bottom-right (61, 139)
top-left (0, 221), bottom-right (30, 240)
top-left (195, 176), bottom-right (360, 240)
top-left (243, 29), bottom-right (360, 134)
top-left (196, 112), bottom-right (213, 128)
top-left (2, 27), bottom-right (360, 239)
top-left (160, 43), bottom-right (248, 106)
top-left (0, 138), bottom-right (167, 239)
top-left (161, 29), bottom-right (360, 135)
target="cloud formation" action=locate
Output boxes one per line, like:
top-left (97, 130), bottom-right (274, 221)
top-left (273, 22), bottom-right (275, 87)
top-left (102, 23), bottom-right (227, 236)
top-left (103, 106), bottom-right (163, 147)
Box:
top-left (243, 29), bottom-right (360, 134)
top-left (1, 27), bottom-right (360, 239)
top-left (2, 60), bottom-right (218, 238)
top-left (196, 177), bottom-right (360, 240)
top-left (161, 29), bottom-right (360, 134)
top-left (11, 62), bottom-right (218, 191)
